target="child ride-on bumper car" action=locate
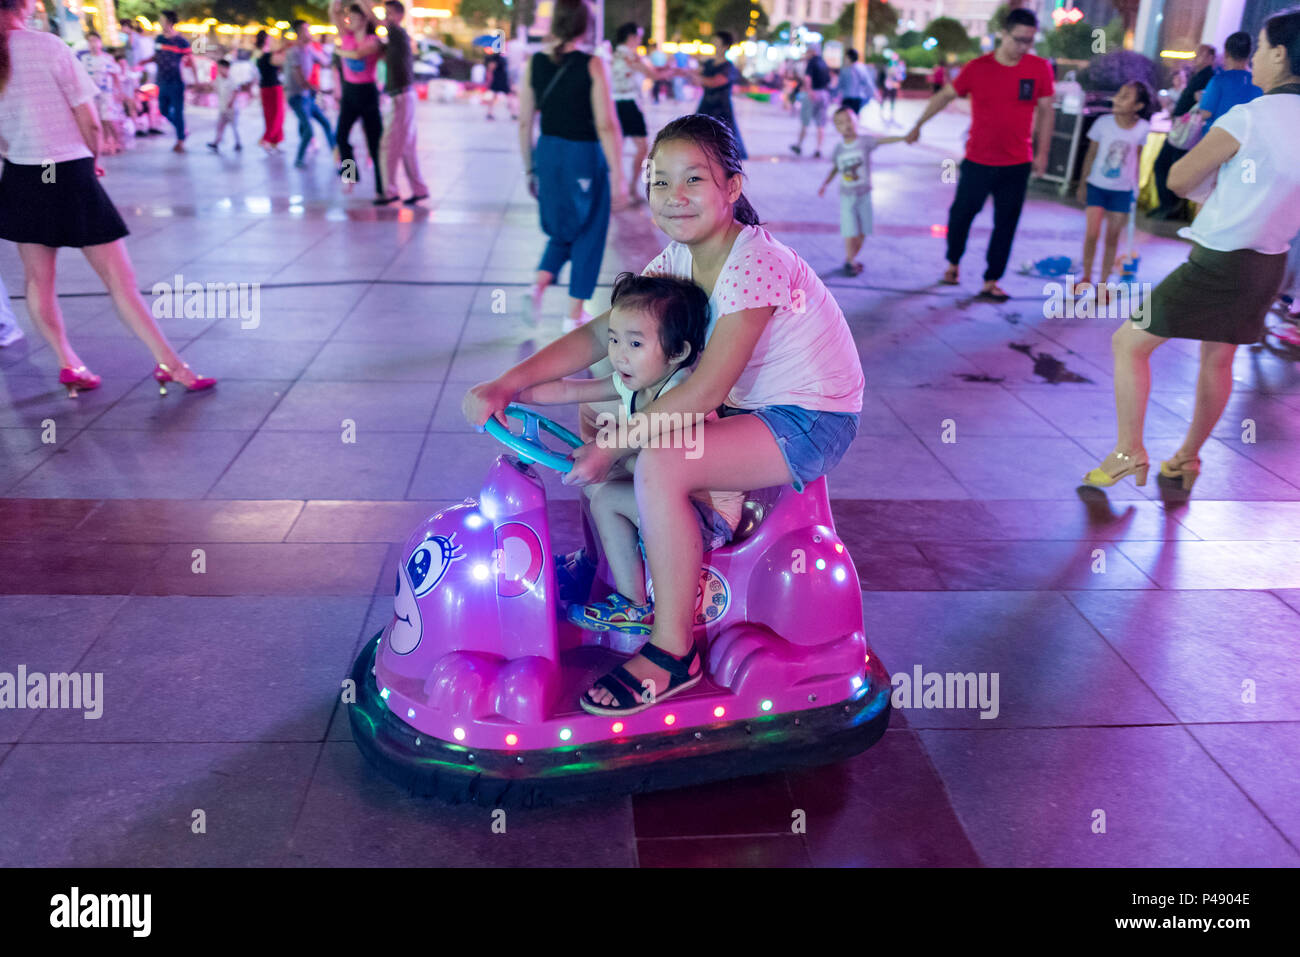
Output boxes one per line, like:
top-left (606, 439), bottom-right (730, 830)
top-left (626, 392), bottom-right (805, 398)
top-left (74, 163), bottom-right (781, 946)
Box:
top-left (348, 405), bottom-right (891, 806)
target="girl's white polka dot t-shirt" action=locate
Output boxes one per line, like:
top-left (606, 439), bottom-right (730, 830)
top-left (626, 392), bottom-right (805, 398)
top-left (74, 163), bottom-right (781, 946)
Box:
top-left (643, 225), bottom-right (864, 412)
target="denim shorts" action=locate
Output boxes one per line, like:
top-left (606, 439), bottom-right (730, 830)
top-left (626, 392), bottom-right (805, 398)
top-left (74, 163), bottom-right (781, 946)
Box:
top-left (719, 404), bottom-right (860, 492)
top-left (1085, 184), bottom-right (1134, 214)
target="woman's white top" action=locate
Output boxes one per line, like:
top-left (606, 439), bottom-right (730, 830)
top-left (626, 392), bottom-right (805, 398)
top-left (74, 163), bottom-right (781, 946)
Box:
top-left (0, 30), bottom-right (98, 164)
top-left (1181, 92), bottom-right (1300, 254)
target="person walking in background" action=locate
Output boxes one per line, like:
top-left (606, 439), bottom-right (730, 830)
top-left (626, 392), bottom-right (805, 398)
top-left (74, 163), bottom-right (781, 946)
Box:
top-left (611, 22), bottom-right (665, 207)
top-left (519, 0), bottom-right (623, 331)
top-left (880, 55), bottom-right (905, 125)
top-left (679, 31), bottom-right (747, 160)
top-left (1075, 81), bottom-right (1153, 304)
top-left (207, 58), bottom-right (252, 153)
top-left (285, 19), bottom-right (336, 168)
top-left (1196, 31), bottom-right (1263, 129)
top-left (375, 1), bottom-right (428, 207)
top-left (818, 106), bottom-right (906, 276)
top-left (1084, 9), bottom-right (1300, 494)
top-left (931, 61), bottom-right (947, 93)
top-left (837, 47), bottom-right (877, 116)
top-left (648, 40), bottom-right (669, 102)
top-left (254, 29), bottom-right (285, 153)
top-left (0, 0), bottom-right (215, 395)
top-left (1150, 43), bottom-right (1217, 219)
top-left (905, 7), bottom-right (1055, 301)
top-left (140, 10), bottom-right (192, 153)
top-left (484, 42), bottom-right (516, 120)
top-left (330, 0), bottom-right (385, 199)
top-left (791, 43), bottom-right (832, 157)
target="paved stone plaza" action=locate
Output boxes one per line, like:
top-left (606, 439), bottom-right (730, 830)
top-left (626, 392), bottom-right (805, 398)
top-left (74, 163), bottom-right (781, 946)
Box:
top-left (1, 90), bottom-right (1298, 866)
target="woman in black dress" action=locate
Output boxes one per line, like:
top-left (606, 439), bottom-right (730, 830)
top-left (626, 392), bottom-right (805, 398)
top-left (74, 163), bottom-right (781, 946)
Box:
top-left (676, 30), bottom-right (747, 160)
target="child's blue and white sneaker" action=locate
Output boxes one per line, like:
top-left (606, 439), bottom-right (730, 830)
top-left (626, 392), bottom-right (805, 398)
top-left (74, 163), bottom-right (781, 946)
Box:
top-left (566, 592), bottom-right (653, 636)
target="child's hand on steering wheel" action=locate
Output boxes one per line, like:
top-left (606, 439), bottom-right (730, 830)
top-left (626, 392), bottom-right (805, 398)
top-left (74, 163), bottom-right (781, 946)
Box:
top-left (463, 379), bottom-right (514, 431)
top-left (561, 441), bottom-right (619, 487)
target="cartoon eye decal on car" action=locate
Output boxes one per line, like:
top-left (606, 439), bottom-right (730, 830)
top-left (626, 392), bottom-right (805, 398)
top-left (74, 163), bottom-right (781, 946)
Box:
top-left (406, 533), bottom-right (464, 598)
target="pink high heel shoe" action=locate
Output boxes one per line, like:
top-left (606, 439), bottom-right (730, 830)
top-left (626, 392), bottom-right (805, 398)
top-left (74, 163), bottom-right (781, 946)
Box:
top-left (153, 362), bottom-right (217, 395)
top-left (59, 365), bottom-right (101, 398)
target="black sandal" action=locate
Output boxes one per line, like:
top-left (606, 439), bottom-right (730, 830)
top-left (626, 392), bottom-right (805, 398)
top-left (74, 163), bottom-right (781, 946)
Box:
top-left (976, 284), bottom-right (1011, 302)
top-left (580, 643), bottom-right (703, 716)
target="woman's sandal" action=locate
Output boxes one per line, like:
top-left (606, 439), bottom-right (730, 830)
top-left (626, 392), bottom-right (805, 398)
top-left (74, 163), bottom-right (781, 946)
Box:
top-left (939, 264), bottom-right (960, 285)
top-left (580, 642), bottom-right (702, 716)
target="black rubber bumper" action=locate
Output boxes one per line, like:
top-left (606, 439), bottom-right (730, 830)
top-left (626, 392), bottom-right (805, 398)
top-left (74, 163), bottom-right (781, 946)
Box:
top-left (348, 633), bottom-right (892, 808)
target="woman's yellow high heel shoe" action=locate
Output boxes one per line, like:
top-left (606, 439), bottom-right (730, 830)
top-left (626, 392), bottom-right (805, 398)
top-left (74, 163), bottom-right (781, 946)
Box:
top-left (1160, 453), bottom-right (1202, 491)
top-left (1083, 450), bottom-right (1149, 487)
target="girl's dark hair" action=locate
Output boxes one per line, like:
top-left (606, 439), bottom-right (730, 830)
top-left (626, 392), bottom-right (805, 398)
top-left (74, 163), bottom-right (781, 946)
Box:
top-left (846, 47), bottom-right (859, 62)
top-left (1265, 6), bottom-right (1300, 77)
top-left (256, 29), bottom-right (269, 49)
top-left (609, 272), bottom-right (709, 368)
top-left (647, 114), bottom-right (761, 226)
top-left (1126, 79), bottom-right (1154, 120)
top-left (551, 0), bottom-right (590, 60)
top-left (713, 30), bottom-right (734, 50)
top-left (615, 22), bottom-right (640, 46)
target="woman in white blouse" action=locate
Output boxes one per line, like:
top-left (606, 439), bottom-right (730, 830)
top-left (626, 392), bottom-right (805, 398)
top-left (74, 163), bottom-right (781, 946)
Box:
top-left (1085, 8), bottom-right (1300, 493)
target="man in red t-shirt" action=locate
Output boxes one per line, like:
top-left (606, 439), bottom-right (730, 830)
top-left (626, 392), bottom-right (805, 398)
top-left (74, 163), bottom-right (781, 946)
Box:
top-left (905, 8), bottom-right (1055, 301)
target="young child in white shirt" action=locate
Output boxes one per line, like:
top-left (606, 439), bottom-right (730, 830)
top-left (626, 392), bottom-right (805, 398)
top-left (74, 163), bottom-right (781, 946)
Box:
top-left (1076, 81), bottom-right (1153, 303)
top-left (208, 59), bottom-right (253, 152)
top-left (818, 106), bottom-right (905, 275)
top-left (517, 272), bottom-right (746, 636)
top-left (79, 32), bottom-right (126, 154)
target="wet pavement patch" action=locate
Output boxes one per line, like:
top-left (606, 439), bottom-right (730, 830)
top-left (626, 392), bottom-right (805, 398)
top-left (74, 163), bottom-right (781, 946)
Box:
top-left (954, 374), bottom-right (1005, 383)
top-left (1009, 342), bottom-right (1095, 384)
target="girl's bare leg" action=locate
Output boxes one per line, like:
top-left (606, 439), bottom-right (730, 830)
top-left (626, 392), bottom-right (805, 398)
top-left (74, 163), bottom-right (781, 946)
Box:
top-left (588, 480), bottom-right (647, 603)
top-left (1174, 341), bottom-right (1238, 459)
top-left (1080, 206), bottom-right (1103, 286)
top-left (585, 415), bottom-right (790, 707)
top-left (17, 244), bottom-right (84, 369)
top-left (80, 240), bottom-right (184, 367)
top-left (1100, 210), bottom-right (1127, 285)
top-left (1108, 319), bottom-right (1167, 461)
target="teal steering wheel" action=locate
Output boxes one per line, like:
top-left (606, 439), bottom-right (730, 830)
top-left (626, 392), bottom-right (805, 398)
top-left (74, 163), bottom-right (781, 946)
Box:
top-left (482, 404), bottom-right (582, 473)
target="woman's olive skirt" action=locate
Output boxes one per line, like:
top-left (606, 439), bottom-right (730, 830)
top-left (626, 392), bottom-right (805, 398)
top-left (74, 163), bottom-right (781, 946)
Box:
top-left (1146, 243), bottom-right (1287, 345)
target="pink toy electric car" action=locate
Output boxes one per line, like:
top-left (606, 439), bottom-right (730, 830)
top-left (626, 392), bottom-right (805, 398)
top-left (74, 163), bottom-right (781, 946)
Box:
top-left (348, 405), bottom-right (890, 806)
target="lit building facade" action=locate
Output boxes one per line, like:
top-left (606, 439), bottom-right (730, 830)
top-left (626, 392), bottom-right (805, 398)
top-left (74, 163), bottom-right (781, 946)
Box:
top-left (1134, 0), bottom-right (1297, 59)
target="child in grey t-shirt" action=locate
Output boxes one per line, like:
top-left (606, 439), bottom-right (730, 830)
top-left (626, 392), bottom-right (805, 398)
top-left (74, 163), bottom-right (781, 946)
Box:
top-left (818, 106), bottom-right (904, 275)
